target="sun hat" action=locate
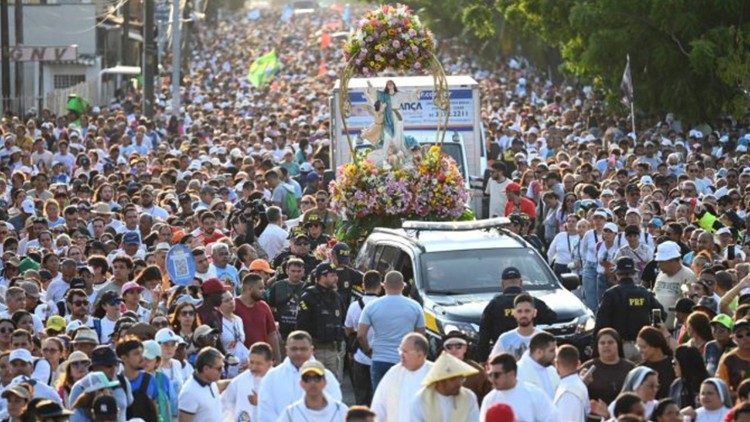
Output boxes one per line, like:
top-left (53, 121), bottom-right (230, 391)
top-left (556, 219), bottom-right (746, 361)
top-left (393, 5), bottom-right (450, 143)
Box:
top-left (421, 352), bottom-right (479, 386)
top-left (655, 241), bottom-right (681, 262)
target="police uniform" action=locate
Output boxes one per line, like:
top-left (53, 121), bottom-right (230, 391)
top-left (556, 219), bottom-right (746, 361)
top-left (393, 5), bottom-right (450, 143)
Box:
top-left (477, 267), bottom-right (557, 362)
top-left (331, 243), bottom-right (363, 317)
top-left (594, 256), bottom-right (664, 361)
top-left (297, 263), bottom-right (344, 380)
top-left (304, 214), bottom-right (331, 250)
top-left (271, 238), bottom-right (320, 279)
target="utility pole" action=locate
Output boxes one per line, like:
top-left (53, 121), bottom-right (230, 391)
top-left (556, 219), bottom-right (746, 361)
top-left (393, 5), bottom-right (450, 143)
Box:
top-left (13, 0), bottom-right (22, 114)
top-left (120, 0), bottom-right (130, 66)
top-left (170, 0), bottom-right (181, 115)
top-left (142, 0), bottom-right (155, 117)
top-left (1, 0), bottom-right (11, 113)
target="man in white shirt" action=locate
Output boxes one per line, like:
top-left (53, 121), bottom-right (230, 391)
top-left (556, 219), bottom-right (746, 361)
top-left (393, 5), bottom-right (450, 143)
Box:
top-left (221, 342), bottom-right (273, 422)
top-left (480, 352), bottom-right (557, 421)
top-left (653, 241), bottom-right (697, 328)
top-left (344, 270), bottom-right (381, 405)
top-left (277, 360), bottom-right (349, 421)
top-left (177, 347), bottom-right (224, 421)
top-left (516, 331), bottom-right (560, 400)
top-left (485, 162), bottom-right (511, 218)
top-left (257, 331), bottom-right (342, 422)
top-left (553, 345), bottom-right (589, 422)
top-left (257, 206), bottom-right (289, 260)
top-left (371, 333), bottom-right (433, 422)
top-left (490, 292), bottom-right (542, 360)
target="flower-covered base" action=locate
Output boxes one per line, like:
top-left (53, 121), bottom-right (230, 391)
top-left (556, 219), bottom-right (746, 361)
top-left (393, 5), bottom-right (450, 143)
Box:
top-left (330, 146), bottom-right (473, 246)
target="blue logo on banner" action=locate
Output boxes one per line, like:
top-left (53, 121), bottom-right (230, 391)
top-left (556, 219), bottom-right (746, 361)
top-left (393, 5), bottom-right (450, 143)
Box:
top-left (166, 244), bottom-right (196, 286)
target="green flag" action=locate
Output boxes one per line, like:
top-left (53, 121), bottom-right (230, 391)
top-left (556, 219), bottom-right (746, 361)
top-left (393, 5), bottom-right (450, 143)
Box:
top-left (247, 50), bottom-right (280, 88)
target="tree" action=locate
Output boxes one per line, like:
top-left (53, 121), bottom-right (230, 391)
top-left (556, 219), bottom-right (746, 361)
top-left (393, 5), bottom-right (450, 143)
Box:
top-left (399, 0), bottom-right (750, 122)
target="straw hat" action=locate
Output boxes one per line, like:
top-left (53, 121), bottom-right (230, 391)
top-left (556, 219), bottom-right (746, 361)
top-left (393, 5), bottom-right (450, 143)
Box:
top-left (421, 352), bottom-right (479, 386)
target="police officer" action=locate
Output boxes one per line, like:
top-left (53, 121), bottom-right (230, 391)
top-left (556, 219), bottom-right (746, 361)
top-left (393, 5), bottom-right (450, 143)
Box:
top-left (272, 231), bottom-right (320, 279)
top-left (297, 262), bottom-right (344, 380)
top-left (331, 243), bottom-right (363, 316)
top-left (305, 214), bottom-right (331, 250)
top-left (477, 266), bottom-right (557, 362)
top-left (594, 256), bottom-right (664, 362)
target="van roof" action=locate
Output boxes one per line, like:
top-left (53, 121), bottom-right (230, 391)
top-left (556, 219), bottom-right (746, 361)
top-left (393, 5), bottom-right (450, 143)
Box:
top-left (335, 75), bottom-right (478, 90)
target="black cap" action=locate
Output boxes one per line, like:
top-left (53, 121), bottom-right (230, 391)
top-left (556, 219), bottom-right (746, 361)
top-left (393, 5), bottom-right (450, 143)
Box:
top-left (69, 277), bottom-right (86, 290)
top-left (91, 345), bottom-right (120, 367)
top-left (502, 267), bottom-right (521, 280)
top-left (332, 243), bottom-right (351, 263)
top-left (35, 400), bottom-right (72, 418)
top-left (739, 294), bottom-right (750, 307)
top-left (693, 296), bottom-right (718, 316)
top-left (673, 298), bottom-right (696, 314)
top-left (315, 262), bottom-right (335, 278)
top-left (615, 257), bottom-right (636, 274)
top-left (93, 395), bottom-right (118, 420)
top-left (626, 183), bottom-right (640, 193)
top-left (509, 214), bottom-right (525, 225)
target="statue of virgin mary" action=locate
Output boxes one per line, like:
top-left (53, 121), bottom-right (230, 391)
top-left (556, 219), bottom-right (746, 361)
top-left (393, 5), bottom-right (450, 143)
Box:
top-left (363, 80), bottom-right (421, 168)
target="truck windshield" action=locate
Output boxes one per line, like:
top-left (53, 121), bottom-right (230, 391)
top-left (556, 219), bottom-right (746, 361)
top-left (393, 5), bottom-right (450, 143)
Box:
top-left (420, 248), bottom-right (558, 294)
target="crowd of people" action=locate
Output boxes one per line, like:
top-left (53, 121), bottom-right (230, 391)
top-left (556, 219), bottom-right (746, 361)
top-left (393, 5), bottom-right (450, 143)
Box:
top-left (0, 2), bottom-right (748, 422)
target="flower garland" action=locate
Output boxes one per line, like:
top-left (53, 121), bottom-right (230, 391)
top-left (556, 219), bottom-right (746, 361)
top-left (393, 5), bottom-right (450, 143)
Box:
top-left (329, 146), bottom-right (472, 245)
top-left (344, 4), bottom-right (435, 75)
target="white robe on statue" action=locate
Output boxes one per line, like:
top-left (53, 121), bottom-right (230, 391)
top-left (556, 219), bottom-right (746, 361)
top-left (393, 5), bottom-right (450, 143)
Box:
top-left (371, 361), bottom-right (433, 422)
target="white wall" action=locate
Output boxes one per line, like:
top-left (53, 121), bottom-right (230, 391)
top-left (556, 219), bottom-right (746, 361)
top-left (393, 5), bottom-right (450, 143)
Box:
top-left (7, 3), bottom-right (98, 55)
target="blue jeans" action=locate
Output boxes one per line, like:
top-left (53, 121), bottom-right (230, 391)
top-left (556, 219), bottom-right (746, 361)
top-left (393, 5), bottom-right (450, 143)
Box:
top-left (370, 360), bottom-right (396, 391)
top-left (582, 262), bottom-right (598, 312)
top-left (596, 273), bottom-right (611, 308)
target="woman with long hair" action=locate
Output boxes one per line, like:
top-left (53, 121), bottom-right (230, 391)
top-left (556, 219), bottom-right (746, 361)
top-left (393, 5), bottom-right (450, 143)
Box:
top-left (581, 328), bottom-right (636, 405)
top-left (669, 345), bottom-right (709, 408)
top-left (170, 302), bottom-right (200, 345)
top-left (133, 265), bottom-right (163, 306)
top-left (685, 311), bottom-right (713, 354)
top-left (56, 351), bottom-right (91, 407)
top-left (40, 337), bottom-right (65, 387)
top-left (637, 326), bottom-right (676, 399)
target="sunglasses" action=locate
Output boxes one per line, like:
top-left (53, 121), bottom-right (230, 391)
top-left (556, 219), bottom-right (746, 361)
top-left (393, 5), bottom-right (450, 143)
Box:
top-left (180, 311), bottom-right (195, 317)
top-left (152, 320), bottom-right (169, 328)
top-left (72, 300), bottom-right (89, 307)
top-left (487, 371), bottom-right (505, 379)
top-left (0, 328), bottom-right (13, 334)
top-left (302, 374), bottom-right (324, 383)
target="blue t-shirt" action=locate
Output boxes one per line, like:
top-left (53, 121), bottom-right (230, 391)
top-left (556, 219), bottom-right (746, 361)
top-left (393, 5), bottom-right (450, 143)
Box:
top-left (359, 295), bottom-right (425, 364)
top-left (130, 371), bottom-right (158, 401)
top-left (214, 265), bottom-right (240, 294)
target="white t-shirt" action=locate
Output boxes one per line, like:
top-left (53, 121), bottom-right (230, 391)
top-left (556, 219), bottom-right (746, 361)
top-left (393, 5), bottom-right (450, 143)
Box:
top-left (100, 316), bottom-right (117, 344)
top-left (277, 397), bottom-right (348, 422)
top-left (490, 327), bottom-right (542, 360)
top-left (480, 382), bottom-right (557, 422)
top-left (178, 375), bottom-right (222, 420)
top-left (344, 294), bottom-right (377, 365)
top-left (485, 178), bottom-right (510, 218)
top-left (654, 265), bottom-right (697, 327)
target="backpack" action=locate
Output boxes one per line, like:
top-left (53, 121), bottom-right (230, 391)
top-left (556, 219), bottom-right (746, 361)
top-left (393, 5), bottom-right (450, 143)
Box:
top-left (282, 186), bottom-right (300, 219)
top-left (153, 372), bottom-right (172, 422)
top-left (126, 372), bottom-right (158, 422)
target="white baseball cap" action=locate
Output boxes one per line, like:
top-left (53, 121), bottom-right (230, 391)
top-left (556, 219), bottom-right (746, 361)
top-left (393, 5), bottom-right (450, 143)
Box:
top-left (20, 199), bottom-right (35, 215)
top-left (155, 328), bottom-right (185, 344)
top-left (603, 222), bottom-right (619, 233)
top-left (9, 349), bottom-right (33, 364)
top-left (655, 241), bottom-right (681, 262)
top-left (716, 227), bottom-right (732, 237)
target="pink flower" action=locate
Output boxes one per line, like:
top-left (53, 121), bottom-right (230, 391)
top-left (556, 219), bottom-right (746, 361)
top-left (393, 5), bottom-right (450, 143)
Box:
top-left (392, 40), bottom-right (401, 49)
